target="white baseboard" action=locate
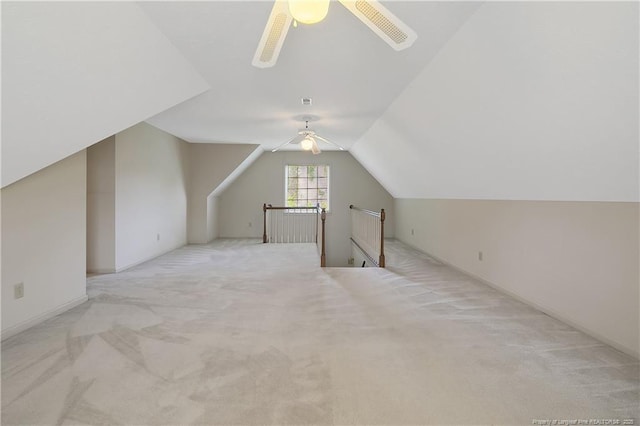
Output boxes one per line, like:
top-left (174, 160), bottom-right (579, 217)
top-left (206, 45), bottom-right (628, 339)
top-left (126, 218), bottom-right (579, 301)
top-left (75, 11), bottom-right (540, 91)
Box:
top-left (396, 239), bottom-right (640, 360)
top-left (1, 295), bottom-right (89, 341)
top-left (115, 243), bottom-right (187, 272)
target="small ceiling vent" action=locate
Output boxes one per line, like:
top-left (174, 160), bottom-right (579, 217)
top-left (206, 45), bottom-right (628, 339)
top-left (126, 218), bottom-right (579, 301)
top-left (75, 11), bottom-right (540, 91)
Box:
top-left (301, 98), bottom-right (312, 106)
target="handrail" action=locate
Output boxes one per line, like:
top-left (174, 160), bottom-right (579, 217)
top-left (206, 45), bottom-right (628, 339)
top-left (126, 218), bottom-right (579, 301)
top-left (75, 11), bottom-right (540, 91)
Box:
top-left (264, 205), bottom-right (319, 210)
top-left (350, 237), bottom-right (378, 267)
top-left (349, 204), bottom-right (385, 268)
top-left (263, 203), bottom-right (326, 267)
top-left (349, 204), bottom-right (381, 218)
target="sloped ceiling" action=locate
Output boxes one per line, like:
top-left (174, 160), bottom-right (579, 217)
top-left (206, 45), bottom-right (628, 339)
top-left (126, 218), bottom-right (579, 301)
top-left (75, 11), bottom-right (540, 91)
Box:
top-left (1, 2), bottom-right (209, 187)
top-left (351, 2), bottom-right (639, 202)
top-left (139, 1), bottom-right (482, 150)
top-left (3, 2), bottom-right (636, 202)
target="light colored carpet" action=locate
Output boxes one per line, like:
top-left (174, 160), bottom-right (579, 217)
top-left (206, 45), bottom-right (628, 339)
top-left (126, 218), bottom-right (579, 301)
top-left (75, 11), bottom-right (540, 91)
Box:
top-left (2, 239), bottom-right (638, 425)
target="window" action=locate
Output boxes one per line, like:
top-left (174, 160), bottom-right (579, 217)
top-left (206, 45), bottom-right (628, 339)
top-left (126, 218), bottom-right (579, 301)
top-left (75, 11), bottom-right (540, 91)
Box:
top-left (285, 165), bottom-right (329, 210)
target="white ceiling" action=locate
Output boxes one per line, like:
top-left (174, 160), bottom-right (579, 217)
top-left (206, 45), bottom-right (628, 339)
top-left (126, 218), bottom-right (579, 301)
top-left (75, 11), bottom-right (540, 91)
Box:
top-left (1, 1), bottom-right (209, 187)
top-left (140, 1), bottom-right (481, 151)
top-left (5, 2), bottom-right (633, 200)
top-left (351, 2), bottom-right (639, 201)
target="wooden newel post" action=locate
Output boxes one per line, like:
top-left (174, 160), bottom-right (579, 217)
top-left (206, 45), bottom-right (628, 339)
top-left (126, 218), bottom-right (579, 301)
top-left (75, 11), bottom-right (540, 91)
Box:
top-left (379, 208), bottom-right (386, 268)
top-left (315, 203), bottom-right (320, 243)
top-left (263, 203), bottom-right (267, 243)
top-left (320, 208), bottom-right (326, 267)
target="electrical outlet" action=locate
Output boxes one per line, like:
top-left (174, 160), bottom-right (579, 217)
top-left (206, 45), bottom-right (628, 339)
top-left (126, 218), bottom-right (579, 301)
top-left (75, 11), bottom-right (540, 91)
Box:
top-left (14, 282), bottom-right (24, 299)
top-left (478, 251), bottom-right (483, 261)
top-left (348, 257), bottom-right (354, 265)
top-left (157, 233), bottom-right (160, 241)
top-left (248, 222), bottom-right (252, 228)
top-left (411, 228), bottom-right (414, 236)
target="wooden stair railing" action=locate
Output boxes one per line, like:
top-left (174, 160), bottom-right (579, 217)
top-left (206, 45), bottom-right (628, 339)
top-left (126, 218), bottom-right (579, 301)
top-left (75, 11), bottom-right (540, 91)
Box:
top-left (263, 203), bottom-right (326, 267)
top-left (349, 204), bottom-right (385, 268)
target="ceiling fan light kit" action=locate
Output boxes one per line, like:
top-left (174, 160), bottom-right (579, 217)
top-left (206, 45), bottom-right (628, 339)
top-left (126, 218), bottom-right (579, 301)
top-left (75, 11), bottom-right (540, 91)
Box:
top-left (252, 0), bottom-right (417, 68)
top-left (300, 137), bottom-right (314, 151)
top-left (288, 0), bottom-right (330, 25)
top-left (272, 120), bottom-right (345, 155)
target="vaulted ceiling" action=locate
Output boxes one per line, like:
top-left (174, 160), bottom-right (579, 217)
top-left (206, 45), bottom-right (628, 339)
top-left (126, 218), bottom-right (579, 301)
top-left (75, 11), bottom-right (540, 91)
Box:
top-left (2, 1), bottom-right (637, 201)
top-left (139, 1), bottom-right (480, 149)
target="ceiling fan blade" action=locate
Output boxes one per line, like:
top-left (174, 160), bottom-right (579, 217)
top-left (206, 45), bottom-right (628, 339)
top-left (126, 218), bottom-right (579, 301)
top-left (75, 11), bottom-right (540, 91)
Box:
top-left (338, 0), bottom-right (417, 51)
top-left (252, 1), bottom-right (293, 68)
top-left (311, 139), bottom-right (321, 155)
top-left (315, 135), bottom-right (345, 151)
top-left (289, 134), bottom-right (306, 145)
top-left (271, 134), bottom-right (302, 152)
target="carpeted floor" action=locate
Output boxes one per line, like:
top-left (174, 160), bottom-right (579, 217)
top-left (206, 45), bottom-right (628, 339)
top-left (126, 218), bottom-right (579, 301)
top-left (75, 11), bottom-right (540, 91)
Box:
top-left (2, 239), bottom-right (638, 425)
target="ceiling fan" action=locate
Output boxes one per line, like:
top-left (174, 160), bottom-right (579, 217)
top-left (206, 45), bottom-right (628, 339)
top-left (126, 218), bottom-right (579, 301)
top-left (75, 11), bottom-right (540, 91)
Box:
top-left (271, 121), bottom-right (345, 155)
top-left (253, 0), bottom-right (417, 68)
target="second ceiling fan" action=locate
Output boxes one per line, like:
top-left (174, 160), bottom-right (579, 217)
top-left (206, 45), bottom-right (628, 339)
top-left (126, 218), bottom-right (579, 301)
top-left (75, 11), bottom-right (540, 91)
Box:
top-left (253, 0), bottom-right (417, 68)
top-left (272, 121), bottom-right (345, 155)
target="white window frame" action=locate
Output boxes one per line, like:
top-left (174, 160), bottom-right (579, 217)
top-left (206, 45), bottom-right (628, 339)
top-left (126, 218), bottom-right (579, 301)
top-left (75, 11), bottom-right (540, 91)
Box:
top-left (284, 164), bottom-right (330, 212)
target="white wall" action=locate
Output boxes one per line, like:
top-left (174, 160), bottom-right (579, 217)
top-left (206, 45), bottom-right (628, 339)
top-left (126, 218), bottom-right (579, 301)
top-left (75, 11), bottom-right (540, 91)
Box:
top-left (218, 151), bottom-right (393, 266)
top-left (187, 143), bottom-right (260, 244)
top-left (2, 2), bottom-right (209, 187)
top-left (87, 136), bottom-right (116, 273)
top-left (2, 151), bottom-right (88, 338)
top-left (114, 123), bottom-right (189, 271)
top-left (352, 2), bottom-right (638, 202)
top-left (395, 199), bottom-right (639, 358)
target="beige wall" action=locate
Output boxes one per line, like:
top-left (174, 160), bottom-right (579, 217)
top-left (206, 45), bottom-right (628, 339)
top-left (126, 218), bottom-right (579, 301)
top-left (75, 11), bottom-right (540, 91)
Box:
top-left (206, 194), bottom-right (220, 241)
top-left (2, 151), bottom-right (88, 338)
top-left (187, 144), bottom-right (260, 244)
top-left (395, 198), bottom-right (640, 358)
top-left (218, 151), bottom-right (394, 266)
top-left (114, 123), bottom-right (189, 271)
top-left (87, 136), bottom-right (116, 273)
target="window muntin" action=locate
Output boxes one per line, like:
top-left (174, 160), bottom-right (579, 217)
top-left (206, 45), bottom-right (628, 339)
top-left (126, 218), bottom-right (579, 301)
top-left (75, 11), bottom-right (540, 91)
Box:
top-left (285, 165), bottom-right (329, 211)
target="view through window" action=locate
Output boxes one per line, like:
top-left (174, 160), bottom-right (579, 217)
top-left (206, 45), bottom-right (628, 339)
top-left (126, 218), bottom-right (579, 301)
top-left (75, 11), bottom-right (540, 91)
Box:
top-left (285, 165), bottom-right (329, 210)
